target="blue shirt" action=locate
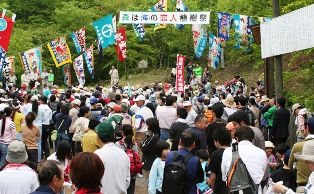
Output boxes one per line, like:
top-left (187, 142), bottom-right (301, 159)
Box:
top-left (165, 148), bottom-right (204, 194)
top-left (30, 185), bottom-right (56, 194)
top-left (184, 127), bottom-right (208, 155)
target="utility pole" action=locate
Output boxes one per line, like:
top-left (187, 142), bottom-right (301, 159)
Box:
top-left (272, 0), bottom-right (283, 98)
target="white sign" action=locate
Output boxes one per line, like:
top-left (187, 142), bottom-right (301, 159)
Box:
top-left (119, 11), bottom-right (210, 24)
top-left (261, 4), bottom-right (314, 58)
top-left (138, 60), bottom-right (148, 68)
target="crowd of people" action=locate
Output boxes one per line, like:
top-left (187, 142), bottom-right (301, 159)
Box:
top-left (0, 65), bottom-right (313, 194)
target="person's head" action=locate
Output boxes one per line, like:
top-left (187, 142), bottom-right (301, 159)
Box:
top-left (71, 99), bottom-right (81, 108)
top-left (229, 110), bottom-right (250, 129)
top-left (43, 68), bottom-right (47, 72)
top-left (194, 114), bottom-right (208, 131)
top-left (134, 95), bottom-right (145, 107)
top-left (183, 101), bottom-right (192, 112)
top-left (6, 140), bottom-right (28, 164)
top-left (25, 112), bottom-right (36, 129)
top-left (88, 118), bottom-right (99, 130)
top-left (275, 143), bottom-right (290, 160)
top-left (294, 139), bottom-right (314, 171)
top-left (212, 127), bottom-right (231, 149)
top-left (111, 65), bottom-right (115, 70)
top-left (195, 149), bottom-right (209, 163)
top-left (248, 98), bottom-right (256, 106)
top-left (49, 70), bottom-right (53, 73)
top-left (269, 98), bottom-right (276, 106)
top-left (1, 107), bottom-right (13, 136)
top-left (146, 118), bottom-right (160, 134)
top-left (50, 95), bottom-right (56, 102)
top-left (121, 124), bottom-right (134, 149)
top-left (79, 106), bottom-right (90, 118)
top-left (40, 96), bottom-right (48, 104)
top-left (113, 105), bottom-right (122, 113)
top-left (177, 107), bottom-right (188, 119)
top-left (211, 102), bottom-right (224, 119)
top-left (38, 160), bottom-right (64, 193)
top-left (265, 141), bottom-right (275, 156)
top-left (292, 103), bottom-right (302, 115)
top-left (179, 130), bottom-right (196, 149)
top-left (24, 70), bottom-right (28, 75)
top-left (305, 117), bottom-right (314, 136)
top-left (70, 152), bottom-right (104, 191)
top-left (237, 96), bottom-right (247, 106)
top-left (283, 149), bottom-right (291, 166)
top-left (165, 95), bottom-right (174, 106)
top-left (60, 105), bottom-right (70, 115)
top-left (56, 102), bottom-right (63, 113)
top-left (65, 92), bottom-right (71, 100)
top-left (276, 97), bottom-right (286, 108)
top-left (56, 142), bottom-right (72, 163)
top-left (115, 94), bottom-right (121, 102)
top-left (234, 126), bottom-right (254, 143)
top-left (226, 122), bottom-right (236, 138)
top-left (154, 141), bottom-right (170, 159)
top-left (96, 122), bottom-right (115, 144)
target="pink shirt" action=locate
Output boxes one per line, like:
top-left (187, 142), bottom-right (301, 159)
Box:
top-left (0, 117), bottom-right (16, 144)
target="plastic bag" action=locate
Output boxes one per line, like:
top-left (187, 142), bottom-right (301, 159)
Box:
top-left (265, 179), bottom-right (281, 194)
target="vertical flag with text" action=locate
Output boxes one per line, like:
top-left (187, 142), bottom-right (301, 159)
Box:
top-left (176, 54), bottom-right (185, 93)
top-left (116, 27), bottom-right (127, 62)
top-left (47, 37), bottom-right (72, 67)
top-left (218, 12), bottom-right (231, 41)
top-left (73, 55), bottom-right (85, 86)
top-left (0, 9), bottom-right (16, 52)
top-left (192, 24), bottom-right (208, 59)
top-left (19, 45), bottom-right (43, 73)
top-left (92, 14), bottom-right (115, 49)
top-left (70, 28), bottom-right (86, 53)
top-left (151, 0), bottom-right (167, 31)
top-left (208, 33), bottom-right (222, 69)
top-left (62, 64), bottom-right (72, 86)
top-left (132, 24), bottom-right (145, 41)
top-left (174, 0), bottom-right (188, 30)
top-left (84, 45), bottom-right (94, 79)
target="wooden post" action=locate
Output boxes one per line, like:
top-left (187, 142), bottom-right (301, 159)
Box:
top-left (272, 0), bottom-right (283, 98)
top-left (264, 57), bottom-right (275, 98)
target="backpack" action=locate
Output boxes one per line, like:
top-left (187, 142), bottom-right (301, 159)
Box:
top-left (111, 116), bottom-right (123, 141)
top-left (204, 109), bottom-right (213, 123)
top-left (162, 151), bottom-right (193, 194)
top-left (244, 108), bottom-right (255, 126)
top-left (119, 140), bottom-right (142, 177)
top-left (226, 144), bottom-right (259, 194)
top-left (196, 104), bottom-right (205, 114)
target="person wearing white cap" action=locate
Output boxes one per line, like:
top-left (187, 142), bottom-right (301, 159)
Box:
top-left (273, 139), bottom-right (314, 194)
top-left (134, 95), bottom-right (153, 162)
top-left (292, 103), bottom-right (311, 142)
top-left (183, 101), bottom-right (198, 127)
top-left (0, 140), bottom-right (39, 193)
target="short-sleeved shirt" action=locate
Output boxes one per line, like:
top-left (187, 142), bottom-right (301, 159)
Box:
top-left (14, 112), bottom-right (25, 133)
top-left (82, 130), bottom-right (101, 152)
top-left (21, 124), bottom-right (40, 149)
top-left (208, 148), bottom-right (226, 193)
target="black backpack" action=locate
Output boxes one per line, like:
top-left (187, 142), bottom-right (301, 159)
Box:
top-left (162, 151), bottom-right (193, 194)
top-left (111, 116), bottom-right (123, 141)
top-left (244, 107), bottom-right (255, 126)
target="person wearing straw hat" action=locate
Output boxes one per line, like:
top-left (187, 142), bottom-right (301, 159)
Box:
top-left (288, 117), bottom-right (314, 193)
top-left (221, 96), bottom-right (237, 122)
top-left (272, 139), bottom-right (314, 194)
top-left (0, 140), bottom-right (39, 193)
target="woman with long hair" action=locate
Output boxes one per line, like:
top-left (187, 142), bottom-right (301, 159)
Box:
top-left (115, 124), bottom-right (138, 194)
top-left (70, 152), bottom-right (104, 194)
top-left (47, 141), bottom-right (73, 194)
top-left (0, 107), bottom-right (16, 169)
top-left (27, 95), bottom-right (45, 162)
top-left (21, 112), bottom-right (40, 170)
top-left (11, 102), bottom-right (25, 141)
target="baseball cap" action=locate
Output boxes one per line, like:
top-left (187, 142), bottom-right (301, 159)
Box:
top-left (30, 95), bottom-right (39, 102)
top-left (113, 105), bottom-right (122, 113)
top-left (96, 122), bottom-right (114, 138)
top-left (183, 101), bottom-right (192, 107)
top-left (6, 140), bottom-right (28, 164)
top-left (120, 103), bottom-right (128, 113)
top-left (90, 97), bottom-right (98, 104)
top-left (198, 96), bottom-right (204, 103)
top-left (107, 102), bottom-right (116, 108)
top-left (72, 99), bottom-right (81, 106)
top-left (134, 95), bottom-right (145, 102)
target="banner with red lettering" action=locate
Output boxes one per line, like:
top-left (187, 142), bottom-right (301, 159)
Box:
top-left (116, 27), bottom-right (126, 62)
top-left (176, 54), bottom-right (185, 93)
top-left (0, 9), bottom-right (16, 52)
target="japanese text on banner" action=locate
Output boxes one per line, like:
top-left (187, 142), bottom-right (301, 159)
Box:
top-left (176, 54), bottom-right (185, 93)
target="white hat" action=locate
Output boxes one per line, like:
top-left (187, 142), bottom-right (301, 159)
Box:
top-left (294, 139), bottom-right (314, 163)
top-left (265, 141), bottom-right (275, 148)
top-left (261, 95), bottom-right (270, 103)
top-left (134, 95), bottom-right (145, 102)
top-left (183, 101), bottom-right (192, 107)
top-left (30, 95), bottom-right (39, 102)
top-left (222, 96), bottom-right (236, 108)
top-left (72, 99), bottom-right (81, 106)
top-left (107, 102), bottom-right (116, 108)
top-left (292, 103), bottom-right (301, 113)
top-left (59, 89), bottom-right (65, 94)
